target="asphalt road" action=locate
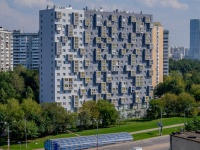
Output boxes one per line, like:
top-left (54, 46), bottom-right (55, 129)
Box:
top-left (89, 135), bottom-right (170, 150)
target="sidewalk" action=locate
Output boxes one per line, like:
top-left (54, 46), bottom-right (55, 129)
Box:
top-left (129, 123), bottom-right (184, 134)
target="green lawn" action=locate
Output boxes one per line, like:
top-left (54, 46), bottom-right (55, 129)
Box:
top-left (0, 133), bottom-right (76, 150)
top-left (132, 126), bottom-right (184, 141)
top-left (75, 116), bottom-right (198, 136)
top-left (0, 116), bottom-right (198, 150)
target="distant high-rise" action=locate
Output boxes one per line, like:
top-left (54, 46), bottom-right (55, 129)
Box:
top-left (13, 30), bottom-right (39, 70)
top-left (152, 22), bottom-right (163, 87)
top-left (163, 30), bottom-right (169, 76)
top-left (0, 27), bottom-right (13, 71)
top-left (189, 19), bottom-right (200, 60)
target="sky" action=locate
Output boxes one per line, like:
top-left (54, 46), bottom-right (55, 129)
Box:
top-left (0, 0), bottom-right (200, 47)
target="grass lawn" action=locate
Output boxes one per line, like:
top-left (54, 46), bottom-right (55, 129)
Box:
top-left (75, 116), bottom-right (198, 136)
top-left (0, 116), bottom-right (198, 149)
top-left (132, 126), bottom-right (184, 141)
top-left (0, 133), bottom-right (76, 150)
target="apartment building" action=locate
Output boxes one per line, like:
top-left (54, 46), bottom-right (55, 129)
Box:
top-left (189, 19), bottom-right (200, 60)
top-left (152, 22), bottom-right (163, 87)
top-left (169, 46), bottom-right (188, 60)
top-left (163, 30), bottom-right (169, 76)
top-left (13, 30), bottom-right (39, 70)
top-left (39, 6), bottom-right (154, 112)
top-left (0, 27), bottom-right (13, 71)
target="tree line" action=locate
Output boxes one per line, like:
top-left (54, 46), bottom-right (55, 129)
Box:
top-left (0, 65), bottom-right (118, 142)
top-left (148, 59), bottom-right (200, 119)
top-left (0, 65), bottom-right (39, 103)
top-left (0, 99), bottom-right (118, 142)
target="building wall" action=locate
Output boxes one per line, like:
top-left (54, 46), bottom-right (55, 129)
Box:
top-left (39, 6), bottom-right (154, 112)
top-left (13, 30), bottom-right (39, 70)
top-left (0, 27), bottom-right (13, 71)
top-left (190, 19), bottom-right (200, 60)
top-left (163, 30), bottom-right (169, 76)
top-left (152, 23), bottom-right (163, 87)
top-left (171, 136), bottom-right (200, 150)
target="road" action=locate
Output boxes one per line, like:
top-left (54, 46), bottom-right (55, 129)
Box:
top-left (89, 135), bottom-right (170, 150)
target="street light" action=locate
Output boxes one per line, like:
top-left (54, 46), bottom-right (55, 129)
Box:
top-left (184, 107), bottom-right (191, 124)
top-left (24, 118), bottom-right (27, 148)
top-left (18, 141), bottom-right (21, 150)
top-left (93, 118), bottom-right (102, 150)
top-left (4, 121), bottom-right (15, 150)
top-left (156, 105), bottom-right (162, 136)
top-left (160, 108), bottom-right (162, 136)
top-left (5, 122), bottom-right (10, 150)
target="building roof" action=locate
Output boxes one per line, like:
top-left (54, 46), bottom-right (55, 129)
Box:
top-left (44, 132), bottom-right (133, 150)
top-left (171, 131), bottom-right (200, 143)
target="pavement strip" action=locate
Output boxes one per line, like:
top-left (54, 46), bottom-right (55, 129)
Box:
top-left (129, 123), bottom-right (184, 134)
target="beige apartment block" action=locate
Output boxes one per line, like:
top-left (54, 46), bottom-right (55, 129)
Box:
top-left (152, 22), bottom-right (163, 87)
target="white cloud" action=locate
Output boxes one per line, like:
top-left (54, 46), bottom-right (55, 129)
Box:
top-left (140, 0), bottom-right (188, 10)
top-left (0, 0), bottom-right (38, 32)
top-left (13, 0), bottom-right (54, 8)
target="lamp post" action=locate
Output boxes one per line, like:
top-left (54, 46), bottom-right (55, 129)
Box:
top-left (18, 141), bottom-right (21, 150)
top-left (93, 118), bottom-right (102, 150)
top-left (4, 121), bottom-right (15, 150)
top-left (156, 105), bottom-right (162, 136)
top-left (6, 122), bottom-right (10, 150)
top-left (184, 108), bottom-right (191, 124)
top-left (160, 108), bottom-right (162, 136)
top-left (24, 118), bottom-right (27, 148)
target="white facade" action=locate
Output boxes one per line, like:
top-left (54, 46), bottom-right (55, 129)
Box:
top-left (39, 6), bottom-right (154, 112)
top-left (0, 27), bottom-right (13, 71)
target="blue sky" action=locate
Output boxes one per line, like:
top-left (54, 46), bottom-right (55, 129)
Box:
top-left (0, 0), bottom-right (200, 47)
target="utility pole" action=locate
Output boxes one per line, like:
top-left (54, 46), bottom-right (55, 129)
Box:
top-left (160, 108), bottom-right (162, 136)
top-left (25, 118), bottom-right (27, 148)
top-left (7, 123), bottom-right (10, 150)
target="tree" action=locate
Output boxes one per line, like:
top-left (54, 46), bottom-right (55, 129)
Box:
top-left (21, 98), bottom-right (41, 140)
top-left (41, 103), bottom-right (67, 134)
top-left (78, 109), bottom-right (91, 130)
top-left (26, 86), bottom-right (35, 99)
top-left (10, 72), bottom-right (25, 95)
top-left (146, 99), bottom-right (162, 119)
top-left (176, 92), bottom-right (196, 115)
top-left (21, 98), bottom-right (41, 119)
top-left (80, 100), bottom-right (99, 120)
top-left (65, 112), bottom-right (78, 129)
top-left (160, 93), bottom-right (178, 116)
top-left (185, 118), bottom-right (200, 131)
top-left (97, 100), bottom-right (118, 127)
top-left (190, 84), bottom-right (200, 101)
top-left (1, 98), bottom-right (24, 122)
top-left (154, 72), bottom-right (185, 97)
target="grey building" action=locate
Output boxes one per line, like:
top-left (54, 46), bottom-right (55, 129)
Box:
top-left (39, 6), bottom-right (154, 112)
top-left (170, 132), bottom-right (200, 150)
top-left (189, 19), bottom-right (200, 60)
top-left (163, 30), bottom-right (169, 76)
top-left (13, 30), bottom-right (39, 70)
top-left (0, 27), bottom-right (13, 71)
top-left (169, 46), bottom-right (188, 60)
